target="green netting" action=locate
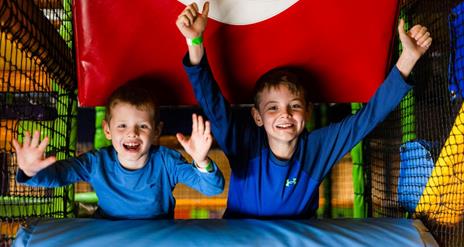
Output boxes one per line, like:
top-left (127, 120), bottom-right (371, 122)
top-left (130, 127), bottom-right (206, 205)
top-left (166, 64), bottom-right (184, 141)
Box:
top-left (364, 1), bottom-right (464, 246)
top-left (0, 0), bottom-right (76, 244)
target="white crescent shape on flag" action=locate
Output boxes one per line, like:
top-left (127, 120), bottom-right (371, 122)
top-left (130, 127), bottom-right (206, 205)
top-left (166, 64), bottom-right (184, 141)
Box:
top-left (177, 0), bottom-right (299, 25)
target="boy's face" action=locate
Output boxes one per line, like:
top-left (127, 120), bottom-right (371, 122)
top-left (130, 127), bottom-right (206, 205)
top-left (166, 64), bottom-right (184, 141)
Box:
top-left (252, 84), bottom-right (311, 147)
top-left (103, 102), bottom-right (159, 170)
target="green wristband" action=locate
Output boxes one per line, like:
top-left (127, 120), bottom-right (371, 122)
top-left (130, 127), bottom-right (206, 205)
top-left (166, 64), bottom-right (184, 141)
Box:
top-left (187, 36), bottom-right (203, 46)
top-left (196, 159), bottom-right (213, 172)
top-left (205, 160), bottom-right (213, 172)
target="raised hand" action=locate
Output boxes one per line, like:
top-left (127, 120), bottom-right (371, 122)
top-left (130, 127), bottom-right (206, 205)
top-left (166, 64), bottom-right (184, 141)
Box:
top-left (11, 131), bottom-right (56, 177)
top-left (398, 19), bottom-right (432, 60)
top-left (176, 114), bottom-right (212, 168)
top-left (176, 2), bottom-right (210, 39)
top-left (396, 19), bottom-right (432, 78)
top-left (398, 19), bottom-right (432, 57)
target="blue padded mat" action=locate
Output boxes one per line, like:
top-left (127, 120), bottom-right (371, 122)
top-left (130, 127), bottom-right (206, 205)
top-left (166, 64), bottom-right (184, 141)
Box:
top-left (13, 218), bottom-right (437, 247)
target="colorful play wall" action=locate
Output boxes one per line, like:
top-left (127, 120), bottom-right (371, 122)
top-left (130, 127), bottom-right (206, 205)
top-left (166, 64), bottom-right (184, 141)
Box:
top-left (0, 0), bottom-right (77, 245)
top-left (364, 0), bottom-right (464, 246)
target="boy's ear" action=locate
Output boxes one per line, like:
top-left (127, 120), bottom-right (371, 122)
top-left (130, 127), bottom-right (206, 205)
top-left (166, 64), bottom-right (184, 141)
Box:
top-left (251, 107), bottom-right (264, 127)
top-left (102, 120), bottom-right (112, 140)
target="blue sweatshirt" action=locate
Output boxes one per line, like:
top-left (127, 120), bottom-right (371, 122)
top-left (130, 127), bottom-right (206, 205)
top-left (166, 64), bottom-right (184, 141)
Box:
top-left (17, 146), bottom-right (224, 219)
top-left (183, 53), bottom-right (412, 219)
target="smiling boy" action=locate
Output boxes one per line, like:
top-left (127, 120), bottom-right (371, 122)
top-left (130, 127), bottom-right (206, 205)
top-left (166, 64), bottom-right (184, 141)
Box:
top-left (177, 2), bottom-right (432, 218)
top-left (13, 83), bottom-right (224, 219)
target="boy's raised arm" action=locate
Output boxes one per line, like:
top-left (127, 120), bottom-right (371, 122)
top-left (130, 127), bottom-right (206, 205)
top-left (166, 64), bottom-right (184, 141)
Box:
top-left (176, 113), bottom-right (213, 172)
top-left (11, 131), bottom-right (56, 177)
top-left (396, 19), bottom-right (432, 78)
top-left (176, 2), bottom-right (209, 65)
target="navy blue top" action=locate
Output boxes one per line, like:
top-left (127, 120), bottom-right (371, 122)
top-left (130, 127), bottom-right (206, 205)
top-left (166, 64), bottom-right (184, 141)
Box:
top-left (183, 53), bottom-right (412, 219)
top-left (17, 146), bottom-right (224, 219)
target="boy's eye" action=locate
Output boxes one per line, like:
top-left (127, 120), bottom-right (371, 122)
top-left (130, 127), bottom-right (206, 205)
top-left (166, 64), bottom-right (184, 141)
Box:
top-left (267, 106), bottom-right (278, 111)
top-left (117, 124), bottom-right (126, 128)
top-left (140, 124), bottom-right (150, 129)
top-left (291, 104), bottom-right (302, 109)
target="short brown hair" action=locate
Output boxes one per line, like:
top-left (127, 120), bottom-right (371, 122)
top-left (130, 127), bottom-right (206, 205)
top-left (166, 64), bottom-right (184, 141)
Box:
top-left (253, 66), bottom-right (309, 108)
top-left (105, 82), bottom-right (160, 124)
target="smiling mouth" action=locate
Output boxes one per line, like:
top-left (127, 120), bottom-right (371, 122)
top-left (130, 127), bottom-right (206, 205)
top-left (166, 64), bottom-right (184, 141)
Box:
top-left (276, 123), bottom-right (294, 129)
top-left (123, 143), bottom-right (141, 151)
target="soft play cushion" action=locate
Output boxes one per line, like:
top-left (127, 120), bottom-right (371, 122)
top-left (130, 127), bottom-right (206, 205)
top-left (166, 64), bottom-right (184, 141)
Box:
top-left (73, 0), bottom-right (398, 106)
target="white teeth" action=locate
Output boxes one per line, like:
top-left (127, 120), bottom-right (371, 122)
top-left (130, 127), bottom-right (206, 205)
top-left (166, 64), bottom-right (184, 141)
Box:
top-left (277, 124), bottom-right (293, 128)
top-left (124, 143), bottom-right (139, 147)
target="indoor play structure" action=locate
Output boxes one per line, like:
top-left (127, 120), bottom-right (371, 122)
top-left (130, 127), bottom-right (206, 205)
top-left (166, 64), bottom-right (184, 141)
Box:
top-left (0, 0), bottom-right (463, 246)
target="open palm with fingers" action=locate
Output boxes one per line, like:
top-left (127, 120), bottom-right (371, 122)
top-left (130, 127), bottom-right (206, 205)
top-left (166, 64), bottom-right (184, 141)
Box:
top-left (176, 114), bottom-right (212, 166)
top-left (12, 131), bottom-right (56, 177)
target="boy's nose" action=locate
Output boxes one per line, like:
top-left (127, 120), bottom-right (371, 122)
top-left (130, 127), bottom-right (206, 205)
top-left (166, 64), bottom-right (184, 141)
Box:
top-left (283, 107), bottom-right (293, 116)
top-left (128, 127), bottom-right (139, 136)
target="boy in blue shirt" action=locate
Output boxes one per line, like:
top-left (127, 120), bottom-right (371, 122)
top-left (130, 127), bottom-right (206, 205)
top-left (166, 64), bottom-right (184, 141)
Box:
top-left (176, 2), bottom-right (432, 218)
top-left (12, 83), bottom-right (225, 219)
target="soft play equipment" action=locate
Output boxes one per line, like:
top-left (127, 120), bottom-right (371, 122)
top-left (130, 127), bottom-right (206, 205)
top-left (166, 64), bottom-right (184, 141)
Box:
top-left (1, 0), bottom-right (77, 244)
top-left (13, 218), bottom-right (438, 247)
top-left (74, 0), bottom-right (399, 106)
top-left (399, 103), bottom-right (464, 224)
top-left (398, 2), bottom-right (464, 224)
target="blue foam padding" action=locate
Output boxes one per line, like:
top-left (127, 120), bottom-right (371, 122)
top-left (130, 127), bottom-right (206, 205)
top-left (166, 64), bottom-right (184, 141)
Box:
top-left (13, 218), bottom-right (437, 247)
top-left (449, 1), bottom-right (464, 99)
top-left (398, 141), bottom-right (435, 212)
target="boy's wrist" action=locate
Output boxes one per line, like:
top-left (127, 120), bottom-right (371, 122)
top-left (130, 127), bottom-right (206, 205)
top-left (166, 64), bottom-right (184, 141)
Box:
top-left (18, 168), bottom-right (35, 178)
top-left (396, 52), bottom-right (419, 78)
top-left (194, 158), bottom-right (214, 173)
top-left (186, 36), bottom-right (203, 46)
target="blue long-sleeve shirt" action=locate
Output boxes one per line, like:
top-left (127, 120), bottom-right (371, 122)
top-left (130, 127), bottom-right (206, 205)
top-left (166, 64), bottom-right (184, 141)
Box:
top-left (16, 145), bottom-right (224, 219)
top-left (183, 53), bottom-right (412, 219)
